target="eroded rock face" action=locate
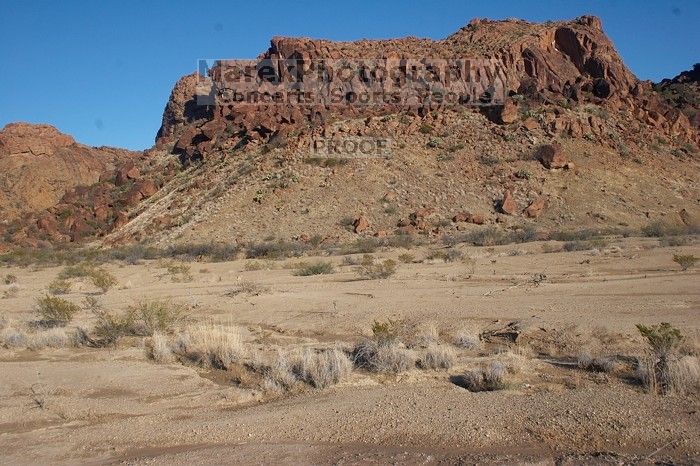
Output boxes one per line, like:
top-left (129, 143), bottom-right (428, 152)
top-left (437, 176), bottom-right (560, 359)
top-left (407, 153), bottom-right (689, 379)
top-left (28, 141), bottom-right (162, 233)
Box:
top-left (0, 123), bottom-right (138, 222)
top-left (154, 15), bottom-right (700, 164)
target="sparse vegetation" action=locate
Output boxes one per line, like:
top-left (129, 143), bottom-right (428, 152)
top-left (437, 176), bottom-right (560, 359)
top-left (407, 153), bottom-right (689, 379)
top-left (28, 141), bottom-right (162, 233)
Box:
top-left (34, 295), bottom-right (79, 326)
top-left (89, 268), bottom-right (118, 293)
top-left (224, 281), bottom-right (270, 297)
top-left (295, 261), bottom-right (334, 276)
top-left (48, 278), bottom-right (71, 295)
top-left (357, 258), bottom-right (397, 279)
top-left (130, 299), bottom-right (188, 335)
top-left (635, 322), bottom-right (698, 395)
top-left (397, 253), bottom-right (415, 264)
top-left (577, 352), bottom-right (615, 373)
top-left (673, 254), bottom-right (698, 271)
top-left (3, 274), bottom-right (17, 285)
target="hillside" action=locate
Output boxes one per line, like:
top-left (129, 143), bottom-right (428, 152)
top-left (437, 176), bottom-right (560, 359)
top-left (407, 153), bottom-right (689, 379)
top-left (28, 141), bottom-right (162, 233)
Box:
top-left (2, 15), bottom-right (699, 251)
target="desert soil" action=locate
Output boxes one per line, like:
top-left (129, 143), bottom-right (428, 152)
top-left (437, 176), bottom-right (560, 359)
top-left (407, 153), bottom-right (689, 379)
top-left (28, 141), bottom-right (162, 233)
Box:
top-left (1, 236), bottom-right (699, 464)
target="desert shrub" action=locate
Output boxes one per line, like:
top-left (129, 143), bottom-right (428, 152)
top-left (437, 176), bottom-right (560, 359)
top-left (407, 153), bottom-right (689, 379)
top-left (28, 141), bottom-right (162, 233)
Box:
top-left (3, 274), bottom-right (17, 285)
top-left (673, 254), bottom-right (698, 271)
top-left (166, 263), bottom-right (193, 282)
top-left (82, 296), bottom-right (103, 313)
top-left (289, 347), bottom-right (353, 388)
top-left (398, 253), bottom-right (414, 264)
top-left (577, 352), bottom-right (616, 373)
top-left (642, 220), bottom-right (688, 238)
top-left (453, 362), bottom-right (506, 392)
top-left (165, 243), bottom-right (240, 262)
top-left (243, 260), bottom-right (268, 271)
top-left (91, 308), bottom-right (140, 345)
top-left (224, 281), bottom-right (270, 297)
top-left (246, 240), bottom-right (309, 259)
top-left (295, 261), bottom-right (334, 276)
top-left (562, 241), bottom-right (590, 252)
top-left (418, 344), bottom-right (456, 369)
top-left (386, 234), bottom-right (416, 249)
top-left (660, 236), bottom-right (690, 247)
top-left (466, 227), bottom-right (509, 246)
top-left (89, 268), bottom-right (117, 293)
top-left (58, 263), bottom-right (95, 279)
top-left (357, 259), bottom-right (397, 279)
top-left (48, 278), bottom-right (71, 295)
top-left (35, 295), bottom-right (79, 326)
top-left (130, 299), bottom-right (188, 335)
top-left (173, 324), bottom-right (245, 370)
top-left (636, 322), bottom-right (689, 395)
top-left (371, 319), bottom-right (401, 345)
top-left (342, 238), bottom-right (382, 254)
top-left (352, 339), bottom-right (416, 373)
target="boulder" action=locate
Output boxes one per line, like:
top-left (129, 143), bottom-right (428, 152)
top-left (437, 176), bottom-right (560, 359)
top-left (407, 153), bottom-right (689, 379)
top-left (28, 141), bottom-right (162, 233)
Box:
top-left (500, 190), bottom-right (518, 215)
top-left (537, 143), bottom-right (567, 169)
top-left (524, 196), bottom-right (547, 218)
top-left (353, 216), bottom-right (370, 233)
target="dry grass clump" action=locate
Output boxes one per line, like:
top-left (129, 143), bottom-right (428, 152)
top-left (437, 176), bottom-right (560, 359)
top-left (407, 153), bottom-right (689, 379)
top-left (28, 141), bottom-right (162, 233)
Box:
top-left (147, 332), bottom-right (175, 363)
top-left (0, 317), bottom-right (78, 350)
top-left (419, 344), bottom-right (456, 369)
top-left (3, 274), bottom-right (17, 285)
top-left (453, 326), bottom-right (482, 350)
top-left (452, 362), bottom-right (507, 392)
top-left (171, 324), bottom-right (245, 370)
top-left (35, 295), bottom-right (79, 326)
top-left (0, 324), bottom-right (28, 348)
top-left (287, 347), bottom-right (353, 388)
top-left (352, 339), bottom-right (416, 373)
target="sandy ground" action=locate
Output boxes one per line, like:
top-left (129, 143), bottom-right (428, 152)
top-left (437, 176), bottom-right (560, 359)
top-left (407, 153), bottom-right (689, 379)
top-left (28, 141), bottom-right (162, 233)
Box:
top-left (1, 236), bottom-right (699, 464)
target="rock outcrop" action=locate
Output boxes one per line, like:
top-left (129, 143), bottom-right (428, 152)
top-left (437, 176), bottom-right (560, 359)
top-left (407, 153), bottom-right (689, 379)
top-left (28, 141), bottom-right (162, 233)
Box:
top-left (155, 16), bottom-right (698, 164)
top-left (0, 123), bottom-right (138, 222)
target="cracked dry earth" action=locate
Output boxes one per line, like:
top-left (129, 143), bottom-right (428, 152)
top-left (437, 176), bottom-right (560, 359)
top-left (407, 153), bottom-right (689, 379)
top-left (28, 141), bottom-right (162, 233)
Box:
top-left (0, 236), bottom-right (699, 464)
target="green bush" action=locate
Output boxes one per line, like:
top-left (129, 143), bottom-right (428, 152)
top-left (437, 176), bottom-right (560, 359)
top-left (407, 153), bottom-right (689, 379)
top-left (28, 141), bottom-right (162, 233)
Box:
top-left (129, 299), bottom-right (188, 335)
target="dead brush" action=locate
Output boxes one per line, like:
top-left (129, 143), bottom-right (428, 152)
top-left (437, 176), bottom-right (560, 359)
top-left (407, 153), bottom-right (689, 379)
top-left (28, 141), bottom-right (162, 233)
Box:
top-left (224, 281), bottom-right (270, 297)
top-left (352, 339), bottom-right (416, 373)
top-left (288, 347), bottom-right (353, 388)
top-left (577, 351), bottom-right (616, 373)
top-left (452, 362), bottom-right (507, 392)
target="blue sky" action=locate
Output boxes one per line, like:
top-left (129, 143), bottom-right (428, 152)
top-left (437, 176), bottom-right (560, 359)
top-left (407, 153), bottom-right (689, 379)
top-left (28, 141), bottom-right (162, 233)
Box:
top-left (1, 0), bottom-right (698, 150)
